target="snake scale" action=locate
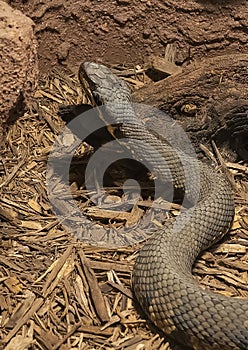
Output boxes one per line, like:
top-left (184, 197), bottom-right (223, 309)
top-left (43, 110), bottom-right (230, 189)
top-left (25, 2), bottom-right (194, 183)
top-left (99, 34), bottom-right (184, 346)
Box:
top-left (80, 62), bottom-right (248, 350)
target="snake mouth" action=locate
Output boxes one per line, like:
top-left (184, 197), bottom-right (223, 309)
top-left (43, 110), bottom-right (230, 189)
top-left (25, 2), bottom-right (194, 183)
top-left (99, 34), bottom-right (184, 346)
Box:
top-left (78, 62), bottom-right (99, 106)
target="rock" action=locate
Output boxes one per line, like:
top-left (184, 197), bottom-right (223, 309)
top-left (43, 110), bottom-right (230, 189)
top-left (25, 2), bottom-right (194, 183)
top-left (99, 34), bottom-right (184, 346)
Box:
top-left (0, 1), bottom-right (38, 144)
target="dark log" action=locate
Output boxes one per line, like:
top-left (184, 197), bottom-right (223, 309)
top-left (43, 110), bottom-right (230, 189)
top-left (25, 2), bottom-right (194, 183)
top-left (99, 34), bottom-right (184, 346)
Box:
top-left (133, 54), bottom-right (248, 161)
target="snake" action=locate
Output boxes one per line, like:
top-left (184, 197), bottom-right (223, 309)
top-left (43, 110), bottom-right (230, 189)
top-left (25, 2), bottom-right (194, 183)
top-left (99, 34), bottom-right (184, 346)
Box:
top-left (79, 62), bottom-right (248, 350)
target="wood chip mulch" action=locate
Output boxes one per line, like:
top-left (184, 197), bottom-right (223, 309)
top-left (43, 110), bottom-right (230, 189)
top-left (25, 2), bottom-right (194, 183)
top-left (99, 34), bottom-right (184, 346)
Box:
top-left (0, 64), bottom-right (247, 350)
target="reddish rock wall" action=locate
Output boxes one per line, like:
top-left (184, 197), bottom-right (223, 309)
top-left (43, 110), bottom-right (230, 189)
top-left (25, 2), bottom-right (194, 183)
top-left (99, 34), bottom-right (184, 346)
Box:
top-left (7, 0), bottom-right (248, 75)
top-left (0, 1), bottom-right (38, 144)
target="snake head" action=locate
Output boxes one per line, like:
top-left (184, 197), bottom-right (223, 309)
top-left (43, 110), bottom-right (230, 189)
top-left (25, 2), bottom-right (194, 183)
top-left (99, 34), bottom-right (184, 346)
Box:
top-left (79, 62), bottom-right (131, 106)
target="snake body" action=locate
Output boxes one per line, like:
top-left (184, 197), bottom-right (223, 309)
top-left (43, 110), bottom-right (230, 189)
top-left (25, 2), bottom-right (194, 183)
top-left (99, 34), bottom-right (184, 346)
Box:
top-left (81, 62), bottom-right (248, 349)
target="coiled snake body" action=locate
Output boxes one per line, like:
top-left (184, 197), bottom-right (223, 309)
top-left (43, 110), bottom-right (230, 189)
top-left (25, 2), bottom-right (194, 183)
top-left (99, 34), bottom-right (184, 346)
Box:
top-left (80, 62), bottom-right (248, 350)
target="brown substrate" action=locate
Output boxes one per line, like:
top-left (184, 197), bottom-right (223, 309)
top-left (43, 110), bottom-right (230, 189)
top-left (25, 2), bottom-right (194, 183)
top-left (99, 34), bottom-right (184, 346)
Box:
top-left (0, 67), bottom-right (247, 350)
top-left (6, 0), bottom-right (248, 74)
